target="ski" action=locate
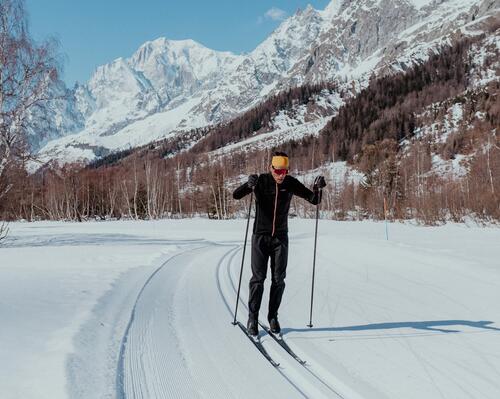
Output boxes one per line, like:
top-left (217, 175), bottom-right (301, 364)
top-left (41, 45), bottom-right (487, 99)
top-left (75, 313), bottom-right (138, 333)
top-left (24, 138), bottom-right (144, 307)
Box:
top-left (236, 322), bottom-right (280, 368)
top-left (260, 323), bottom-right (307, 365)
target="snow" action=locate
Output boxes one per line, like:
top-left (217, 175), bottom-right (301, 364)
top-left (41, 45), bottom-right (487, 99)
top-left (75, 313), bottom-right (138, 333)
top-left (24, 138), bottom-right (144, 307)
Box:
top-left (406, 0), bottom-right (435, 10)
top-left (272, 106), bottom-right (308, 128)
top-left (131, 37), bottom-right (241, 86)
top-left (321, 0), bottom-right (343, 20)
top-left (340, 50), bottom-right (384, 79)
top-left (37, 96), bottom-right (209, 164)
top-left (210, 117), bottom-right (331, 157)
top-left (414, 101), bottom-right (465, 145)
top-left (1, 219), bottom-right (500, 399)
top-left (440, 102), bottom-right (464, 143)
top-left (432, 153), bottom-right (470, 178)
top-left (450, 102), bottom-right (463, 123)
top-left (34, 146), bottom-right (98, 167)
top-left (301, 161), bottom-right (366, 186)
top-left (208, 87), bottom-right (341, 160)
top-left (469, 33), bottom-right (500, 87)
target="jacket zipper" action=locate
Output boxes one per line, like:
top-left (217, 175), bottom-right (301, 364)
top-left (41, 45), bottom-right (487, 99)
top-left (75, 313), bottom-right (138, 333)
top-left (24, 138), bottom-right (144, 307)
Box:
top-left (272, 182), bottom-right (278, 236)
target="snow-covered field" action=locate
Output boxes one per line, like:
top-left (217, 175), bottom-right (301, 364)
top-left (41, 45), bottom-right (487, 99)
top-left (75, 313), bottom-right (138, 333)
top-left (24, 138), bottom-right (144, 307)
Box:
top-left (1, 219), bottom-right (500, 399)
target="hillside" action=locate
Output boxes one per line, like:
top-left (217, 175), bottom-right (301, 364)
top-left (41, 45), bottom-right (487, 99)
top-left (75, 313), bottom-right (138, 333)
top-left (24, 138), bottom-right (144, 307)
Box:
top-left (1, 24), bottom-right (498, 224)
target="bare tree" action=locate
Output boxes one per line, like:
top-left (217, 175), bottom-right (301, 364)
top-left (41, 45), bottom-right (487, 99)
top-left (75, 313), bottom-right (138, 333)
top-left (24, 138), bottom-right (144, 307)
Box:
top-left (0, 221), bottom-right (8, 242)
top-left (0, 0), bottom-right (60, 199)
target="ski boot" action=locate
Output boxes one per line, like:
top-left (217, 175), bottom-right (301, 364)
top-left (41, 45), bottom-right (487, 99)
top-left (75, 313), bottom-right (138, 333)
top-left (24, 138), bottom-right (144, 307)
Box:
top-left (268, 317), bottom-right (281, 334)
top-left (247, 318), bottom-right (258, 336)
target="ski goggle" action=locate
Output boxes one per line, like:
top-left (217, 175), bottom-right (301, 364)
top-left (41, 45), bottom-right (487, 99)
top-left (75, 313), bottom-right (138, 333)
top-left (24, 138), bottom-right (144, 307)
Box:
top-left (272, 167), bottom-right (288, 176)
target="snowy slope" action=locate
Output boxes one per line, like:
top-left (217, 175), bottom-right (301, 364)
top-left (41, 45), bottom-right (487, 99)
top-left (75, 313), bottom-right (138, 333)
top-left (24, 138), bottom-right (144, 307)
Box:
top-left (34, 0), bottom-right (499, 165)
top-left (2, 219), bottom-right (500, 399)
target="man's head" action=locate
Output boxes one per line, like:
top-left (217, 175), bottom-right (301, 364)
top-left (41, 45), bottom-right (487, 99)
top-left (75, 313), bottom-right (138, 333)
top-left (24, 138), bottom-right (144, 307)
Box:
top-left (270, 151), bottom-right (289, 184)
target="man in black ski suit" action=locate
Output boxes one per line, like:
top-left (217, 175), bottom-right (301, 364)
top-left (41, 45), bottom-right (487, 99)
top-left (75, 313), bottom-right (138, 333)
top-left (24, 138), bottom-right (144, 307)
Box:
top-left (233, 152), bottom-right (326, 336)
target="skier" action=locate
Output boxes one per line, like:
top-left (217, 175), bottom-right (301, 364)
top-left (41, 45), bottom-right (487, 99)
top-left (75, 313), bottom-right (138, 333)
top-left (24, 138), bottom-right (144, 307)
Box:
top-left (233, 152), bottom-right (326, 336)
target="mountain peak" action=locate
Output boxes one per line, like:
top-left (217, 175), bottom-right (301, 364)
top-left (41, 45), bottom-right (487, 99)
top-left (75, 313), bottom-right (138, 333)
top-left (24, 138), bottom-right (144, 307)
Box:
top-left (322, 0), bottom-right (343, 19)
top-left (92, 57), bottom-right (130, 80)
top-left (140, 37), bottom-right (206, 52)
top-left (300, 4), bottom-right (315, 14)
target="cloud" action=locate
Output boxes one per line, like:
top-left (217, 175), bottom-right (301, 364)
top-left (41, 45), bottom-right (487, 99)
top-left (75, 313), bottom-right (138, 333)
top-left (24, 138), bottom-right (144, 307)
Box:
top-left (258, 7), bottom-right (287, 24)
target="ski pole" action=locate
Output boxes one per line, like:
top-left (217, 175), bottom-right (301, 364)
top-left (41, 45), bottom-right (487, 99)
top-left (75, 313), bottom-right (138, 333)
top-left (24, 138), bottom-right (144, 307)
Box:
top-left (232, 191), bottom-right (253, 325)
top-left (307, 191), bottom-right (321, 328)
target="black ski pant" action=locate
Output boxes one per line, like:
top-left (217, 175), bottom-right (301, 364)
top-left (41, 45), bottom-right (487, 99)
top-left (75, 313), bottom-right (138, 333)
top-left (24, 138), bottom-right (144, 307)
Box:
top-left (248, 233), bottom-right (288, 321)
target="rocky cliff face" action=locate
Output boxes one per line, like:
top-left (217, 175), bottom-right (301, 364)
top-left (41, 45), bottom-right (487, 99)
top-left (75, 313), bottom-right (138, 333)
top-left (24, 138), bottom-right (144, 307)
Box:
top-left (35, 0), bottom-right (500, 165)
top-left (286, 0), bottom-right (498, 84)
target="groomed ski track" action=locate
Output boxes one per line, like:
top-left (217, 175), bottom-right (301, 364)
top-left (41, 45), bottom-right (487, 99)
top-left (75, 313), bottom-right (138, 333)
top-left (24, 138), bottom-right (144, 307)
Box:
top-left (114, 224), bottom-right (500, 399)
top-left (116, 242), bottom-right (351, 399)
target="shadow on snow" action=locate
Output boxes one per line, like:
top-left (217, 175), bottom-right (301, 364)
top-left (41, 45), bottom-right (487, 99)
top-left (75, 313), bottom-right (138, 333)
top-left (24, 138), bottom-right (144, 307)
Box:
top-left (283, 320), bottom-right (500, 335)
top-left (0, 234), bottom-right (207, 248)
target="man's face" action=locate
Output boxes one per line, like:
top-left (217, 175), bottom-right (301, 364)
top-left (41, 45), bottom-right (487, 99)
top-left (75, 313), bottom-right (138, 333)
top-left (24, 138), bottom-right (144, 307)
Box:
top-left (270, 165), bottom-right (287, 184)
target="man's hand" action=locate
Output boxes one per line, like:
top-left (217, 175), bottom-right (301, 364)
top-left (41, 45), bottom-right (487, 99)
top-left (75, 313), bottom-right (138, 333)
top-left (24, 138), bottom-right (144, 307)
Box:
top-left (313, 176), bottom-right (326, 190)
top-left (248, 174), bottom-right (258, 189)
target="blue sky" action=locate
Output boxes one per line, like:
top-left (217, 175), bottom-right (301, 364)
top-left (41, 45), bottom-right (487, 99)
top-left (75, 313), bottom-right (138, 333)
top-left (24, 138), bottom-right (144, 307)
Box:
top-left (26, 1), bottom-right (332, 87)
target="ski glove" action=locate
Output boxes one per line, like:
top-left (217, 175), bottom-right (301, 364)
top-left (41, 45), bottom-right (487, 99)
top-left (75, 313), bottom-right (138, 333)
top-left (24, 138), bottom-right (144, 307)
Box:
top-left (313, 176), bottom-right (326, 190)
top-left (248, 174), bottom-right (258, 189)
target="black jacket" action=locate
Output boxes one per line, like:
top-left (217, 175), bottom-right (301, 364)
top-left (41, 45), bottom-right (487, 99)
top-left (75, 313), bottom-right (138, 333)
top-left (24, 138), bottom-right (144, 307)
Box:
top-left (233, 173), bottom-right (321, 236)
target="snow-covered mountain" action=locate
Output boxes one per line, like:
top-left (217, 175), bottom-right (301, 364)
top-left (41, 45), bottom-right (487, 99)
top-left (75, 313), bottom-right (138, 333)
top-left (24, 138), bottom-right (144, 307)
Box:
top-left (36, 0), bottom-right (500, 165)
